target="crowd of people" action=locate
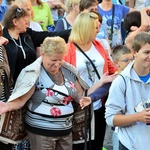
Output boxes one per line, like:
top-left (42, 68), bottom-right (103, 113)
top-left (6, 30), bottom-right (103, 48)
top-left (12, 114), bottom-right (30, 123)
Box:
top-left (0, 0), bottom-right (149, 150)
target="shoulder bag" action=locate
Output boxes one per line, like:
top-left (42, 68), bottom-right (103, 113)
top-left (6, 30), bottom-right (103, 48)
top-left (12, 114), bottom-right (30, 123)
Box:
top-left (0, 46), bottom-right (27, 145)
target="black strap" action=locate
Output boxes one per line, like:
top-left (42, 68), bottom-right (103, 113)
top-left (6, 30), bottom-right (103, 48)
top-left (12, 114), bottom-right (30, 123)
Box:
top-left (118, 0), bottom-right (123, 5)
top-left (88, 104), bottom-right (91, 150)
top-left (84, 90), bottom-right (92, 150)
top-left (84, 90), bottom-right (88, 150)
top-left (46, 87), bottom-right (69, 97)
top-left (74, 43), bottom-right (100, 79)
top-left (110, 4), bottom-right (115, 47)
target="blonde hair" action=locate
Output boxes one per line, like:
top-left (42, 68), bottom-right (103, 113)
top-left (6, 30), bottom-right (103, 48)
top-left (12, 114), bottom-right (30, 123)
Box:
top-left (12, 0), bottom-right (34, 19)
top-left (69, 12), bottom-right (98, 44)
top-left (41, 37), bottom-right (67, 56)
top-left (66, 0), bottom-right (80, 12)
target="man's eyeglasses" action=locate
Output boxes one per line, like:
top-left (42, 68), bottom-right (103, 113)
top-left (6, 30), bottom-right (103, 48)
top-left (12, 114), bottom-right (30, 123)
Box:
top-left (15, 8), bottom-right (23, 18)
top-left (118, 58), bottom-right (134, 63)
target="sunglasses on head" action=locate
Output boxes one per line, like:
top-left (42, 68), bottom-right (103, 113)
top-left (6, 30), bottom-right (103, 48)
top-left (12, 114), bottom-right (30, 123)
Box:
top-left (15, 8), bottom-right (23, 18)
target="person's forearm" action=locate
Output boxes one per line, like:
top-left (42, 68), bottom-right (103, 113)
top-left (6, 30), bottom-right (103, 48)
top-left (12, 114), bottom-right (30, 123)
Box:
top-left (58, 3), bottom-right (68, 12)
top-left (7, 98), bottom-right (25, 111)
top-left (89, 83), bottom-right (111, 102)
top-left (140, 8), bottom-right (150, 30)
top-left (7, 86), bottom-right (35, 111)
top-left (87, 80), bottom-right (104, 95)
top-left (113, 113), bottom-right (139, 127)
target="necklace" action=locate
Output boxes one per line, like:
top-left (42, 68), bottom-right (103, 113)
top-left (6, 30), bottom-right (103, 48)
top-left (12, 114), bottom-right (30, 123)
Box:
top-left (48, 69), bottom-right (64, 85)
top-left (10, 36), bottom-right (26, 59)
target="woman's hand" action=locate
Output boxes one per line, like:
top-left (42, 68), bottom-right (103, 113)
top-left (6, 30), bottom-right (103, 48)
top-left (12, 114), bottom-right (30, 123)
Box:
top-left (47, 0), bottom-right (62, 8)
top-left (100, 72), bottom-right (118, 85)
top-left (0, 36), bottom-right (9, 45)
top-left (87, 72), bottom-right (117, 95)
top-left (0, 101), bottom-right (9, 115)
top-left (79, 97), bottom-right (92, 110)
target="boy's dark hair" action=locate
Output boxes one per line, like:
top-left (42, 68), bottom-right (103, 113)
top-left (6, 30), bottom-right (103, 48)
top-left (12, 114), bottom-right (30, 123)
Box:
top-left (123, 11), bottom-right (141, 32)
top-left (112, 45), bottom-right (131, 61)
top-left (79, 0), bottom-right (98, 12)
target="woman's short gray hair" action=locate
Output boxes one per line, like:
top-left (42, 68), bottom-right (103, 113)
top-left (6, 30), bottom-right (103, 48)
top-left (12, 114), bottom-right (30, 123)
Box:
top-left (41, 36), bottom-right (67, 56)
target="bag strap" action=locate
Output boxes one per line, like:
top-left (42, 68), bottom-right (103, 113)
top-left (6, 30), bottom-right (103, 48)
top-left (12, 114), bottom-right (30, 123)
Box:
top-left (84, 90), bottom-right (92, 150)
top-left (84, 90), bottom-right (88, 150)
top-left (88, 103), bottom-right (91, 150)
top-left (3, 46), bottom-right (11, 100)
top-left (74, 43), bottom-right (100, 79)
top-left (119, 74), bottom-right (126, 96)
top-left (0, 46), bottom-right (11, 100)
top-left (118, 0), bottom-right (123, 5)
top-left (46, 87), bottom-right (69, 97)
top-left (110, 4), bottom-right (115, 47)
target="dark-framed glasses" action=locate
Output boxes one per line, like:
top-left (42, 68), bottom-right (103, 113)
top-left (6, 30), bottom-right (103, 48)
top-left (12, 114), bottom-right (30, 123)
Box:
top-left (15, 8), bottom-right (23, 18)
top-left (119, 58), bottom-right (134, 63)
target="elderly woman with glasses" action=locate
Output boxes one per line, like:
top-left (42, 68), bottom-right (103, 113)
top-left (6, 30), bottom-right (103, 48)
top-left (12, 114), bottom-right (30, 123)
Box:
top-left (64, 12), bottom-right (117, 150)
top-left (0, 36), bottom-right (107, 150)
top-left (55, 0), bottom-right (80, 31)
top-left (2, 5), bottom-right (70, 84)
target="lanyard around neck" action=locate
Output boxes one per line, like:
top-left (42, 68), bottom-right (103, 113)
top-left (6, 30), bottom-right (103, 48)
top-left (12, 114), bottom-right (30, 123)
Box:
top-left (10, 36), bottom-right (26, 59)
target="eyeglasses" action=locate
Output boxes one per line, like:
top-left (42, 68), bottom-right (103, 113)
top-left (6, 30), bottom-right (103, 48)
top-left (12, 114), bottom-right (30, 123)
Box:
top-left (118, 58), bottom-right (134, 63)
top-left (15, 8), bottom-right (23, 18)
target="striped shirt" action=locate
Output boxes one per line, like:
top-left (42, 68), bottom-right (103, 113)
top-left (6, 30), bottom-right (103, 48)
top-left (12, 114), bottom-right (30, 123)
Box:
top-left (0, 46), bottom-right (6, 102)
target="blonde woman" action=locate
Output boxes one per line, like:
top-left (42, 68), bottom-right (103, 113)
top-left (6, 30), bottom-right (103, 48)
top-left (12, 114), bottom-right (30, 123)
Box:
top-left (55, 0), bottom-right (80, 31)
top-left (64, 12), bottom-right (117, 150)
